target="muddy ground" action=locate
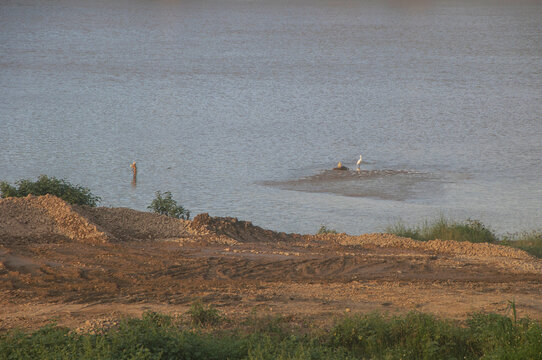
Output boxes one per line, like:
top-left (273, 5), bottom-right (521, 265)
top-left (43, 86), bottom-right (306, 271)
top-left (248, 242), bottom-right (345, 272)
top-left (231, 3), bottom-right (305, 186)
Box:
top-left (1, 195), bottom-right (541, 330)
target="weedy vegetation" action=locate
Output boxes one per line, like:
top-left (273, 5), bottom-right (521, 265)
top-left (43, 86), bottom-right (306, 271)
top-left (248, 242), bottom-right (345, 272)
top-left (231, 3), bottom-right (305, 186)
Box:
top-left (386, 217), bottom-right (542, 258)
top-left (317, 225), bottom-right (338, 234)
top-left (500, 231), bottom-right (542, 259)
top-left (187, 301), bottom-right (222, 326)
top-left (1, 304), bottom-right (541, 360)
top-left (148, 191), bottom-right (190, 220)
top-left (0, 175), bottom-right (100, 207)
top-left (385, 217), bottom-right (497, 244)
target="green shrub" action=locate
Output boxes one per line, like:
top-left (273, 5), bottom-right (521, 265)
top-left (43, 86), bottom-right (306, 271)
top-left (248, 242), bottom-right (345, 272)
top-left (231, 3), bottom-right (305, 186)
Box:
top-left (187, 301), bottom-right (222, 326)
top-left (384, 222), bottom-right (421, 240)
top-left (0, 313), bottom-right (244, 360)
top-left (329, 312), bottom-right (472, 359)
top-left (1, 310), bottom-right (541, 359)
top-left (329, 311), bottom-right (542, 360)
top-left (317, 225), bottom-right (338, 235)
top-left (243, 314), bottom-right (290, 340)
top-left (147, 191), bottom-right (190, 220)
top-left (466, 312), bottom-right (542, 358)
top-left (0, 175), bottom-right (100, 207)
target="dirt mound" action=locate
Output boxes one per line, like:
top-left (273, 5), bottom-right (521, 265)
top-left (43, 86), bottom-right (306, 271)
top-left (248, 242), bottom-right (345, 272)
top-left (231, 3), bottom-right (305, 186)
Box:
top-left (78, 206), bottom-right (191, 242)
top-left (0, 195), bottom-right (193, 244)
top-left (320, 232), bottom-right (541, 274)
top-left (191, 213), bottom-right (300, 243)
top-left (1, 198), bottom-right (542, 329)
top-left (0, 195), bottom-right (108, 244)
top-left (325, 233), bottom-right (533, 259)
top-left (0, 195), bottom-right (292, 246)
top-left (2, 195), bottom-right (538, 267)
top-left (0, 196), bottom-right (59, 244)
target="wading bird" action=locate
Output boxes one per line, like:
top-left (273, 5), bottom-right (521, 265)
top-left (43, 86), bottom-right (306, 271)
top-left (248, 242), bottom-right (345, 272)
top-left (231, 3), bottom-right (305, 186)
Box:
top-left (356, 155), bottom-right (363, 172)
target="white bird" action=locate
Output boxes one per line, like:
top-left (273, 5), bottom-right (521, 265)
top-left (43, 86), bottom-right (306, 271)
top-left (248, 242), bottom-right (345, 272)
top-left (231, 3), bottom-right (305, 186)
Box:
top-left (356, 155), bottom-right (363, 171)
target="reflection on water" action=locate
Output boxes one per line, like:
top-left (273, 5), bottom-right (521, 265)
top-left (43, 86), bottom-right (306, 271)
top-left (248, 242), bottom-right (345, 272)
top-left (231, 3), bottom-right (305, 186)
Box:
top-left (0, 0), bottom-right (541, 234)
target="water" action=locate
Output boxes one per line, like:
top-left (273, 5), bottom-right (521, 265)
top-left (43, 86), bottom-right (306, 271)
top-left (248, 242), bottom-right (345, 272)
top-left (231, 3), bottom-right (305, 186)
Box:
top-left (1, 0), bottom-right (541, 235)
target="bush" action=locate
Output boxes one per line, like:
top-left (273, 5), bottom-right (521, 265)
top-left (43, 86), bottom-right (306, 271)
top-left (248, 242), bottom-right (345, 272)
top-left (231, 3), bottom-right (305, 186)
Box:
top-left (331, 312), bottom-right (469, 359)
top-left (187, 301), bottom-right (222, 326)
top-left (329, 311), bottom-right (542, 360)
top-left (0, 175), bottom-right (100, 207)
top-left (0, 313), bottom-right (244, 360)
top-left (317, 225), bottom-right (338, 235)
top-left (1, 310), bottom-right (541, 359)
top-left (147, 191), bottom-right (190, 220)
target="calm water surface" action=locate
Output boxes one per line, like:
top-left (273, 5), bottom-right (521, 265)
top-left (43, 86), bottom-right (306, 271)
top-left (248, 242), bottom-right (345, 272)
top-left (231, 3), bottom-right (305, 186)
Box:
top-left (1, 0), bottom-right (541, 234)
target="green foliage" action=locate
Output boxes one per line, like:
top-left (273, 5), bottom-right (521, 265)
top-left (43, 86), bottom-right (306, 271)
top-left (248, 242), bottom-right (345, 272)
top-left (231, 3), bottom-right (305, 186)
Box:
top-left (507, 299), bottom-right (518, 324)
top-left (0, 175), bottom-right (100, 207)
top-left (386, 217), bottom-right (497, 243)
top-left (246, 335), bottom-right (353, 360)
top-left (329, 312), bottom-right (472, 359)
top-left (0, 313), bottom-right (244, 360)
top-left (329, 311), bottom-right (542, 360)
top-left (384, 222), bottom-right (421, 241)
top-left (317, 225), bottom-right (338, 235)
top-left (187, 301), bottom-right (222, 326)
top-left (243, 313), bottom-right (290, 339)
top-left (147, 191), bottom-right (190, 220)
top-left (386, 217), bottom-right (542, 258)
top-left (466, 312), bottom-right (542, 359)
top-left (1, 310), bottom-right (541, 360)
top-left (500, 231), bottom-right (542, 258)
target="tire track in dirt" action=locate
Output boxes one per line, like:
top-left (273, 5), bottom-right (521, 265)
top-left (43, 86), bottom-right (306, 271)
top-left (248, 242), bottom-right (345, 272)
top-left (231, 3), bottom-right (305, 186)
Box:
top-left (1, 195), bottom-right (541, 329)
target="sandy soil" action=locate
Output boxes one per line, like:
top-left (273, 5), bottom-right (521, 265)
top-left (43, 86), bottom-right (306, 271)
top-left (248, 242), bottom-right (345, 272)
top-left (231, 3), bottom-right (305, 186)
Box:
top-left (1, 195), bottom-right (541, 330)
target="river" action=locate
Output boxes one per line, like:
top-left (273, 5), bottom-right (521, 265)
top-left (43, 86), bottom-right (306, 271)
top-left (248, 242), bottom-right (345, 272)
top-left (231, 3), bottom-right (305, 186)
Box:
top-left (1, 0), bottom-right (541, 234)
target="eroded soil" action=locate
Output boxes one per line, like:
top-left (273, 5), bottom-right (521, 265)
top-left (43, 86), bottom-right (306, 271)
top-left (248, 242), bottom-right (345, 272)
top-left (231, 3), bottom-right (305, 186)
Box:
top-left (1, 195), bottom-right (541, 330)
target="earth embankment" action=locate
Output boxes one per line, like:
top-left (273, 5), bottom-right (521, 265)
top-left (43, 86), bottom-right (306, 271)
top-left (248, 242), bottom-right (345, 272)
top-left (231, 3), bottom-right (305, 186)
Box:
top-left (1, 195), bottom-right (541, 330)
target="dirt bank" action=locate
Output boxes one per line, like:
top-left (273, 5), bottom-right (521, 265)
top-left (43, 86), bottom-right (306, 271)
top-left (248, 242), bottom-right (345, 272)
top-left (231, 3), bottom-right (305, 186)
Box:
top-left (1, 195), bottom-right (541, 330)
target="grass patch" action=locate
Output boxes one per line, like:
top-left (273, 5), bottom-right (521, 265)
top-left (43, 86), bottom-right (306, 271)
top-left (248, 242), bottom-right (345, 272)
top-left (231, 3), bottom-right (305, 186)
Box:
top-left (385, 217), bottom-right (497, 244)
top-left (386, 217), bottom-right (542, 258)
top-left (0, 175), bottom-right (100, 207)
top-left (1, 309), bottom-right (541, 359)
top-left (500, 231), bottom-right (542, 258)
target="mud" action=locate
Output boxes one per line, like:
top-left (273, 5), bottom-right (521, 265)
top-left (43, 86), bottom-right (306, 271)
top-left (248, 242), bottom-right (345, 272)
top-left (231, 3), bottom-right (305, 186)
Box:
top-left (1, 195), bottom-right (541, 330)
top-left (260, 169), bottom-right (441, 200)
